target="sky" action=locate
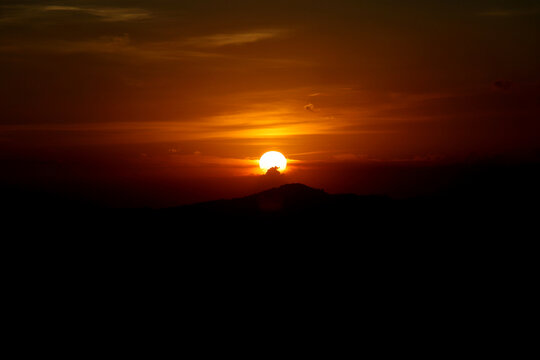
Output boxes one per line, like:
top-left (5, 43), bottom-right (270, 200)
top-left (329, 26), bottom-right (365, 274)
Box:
top-left (1, 0), bottom-right (539, 207)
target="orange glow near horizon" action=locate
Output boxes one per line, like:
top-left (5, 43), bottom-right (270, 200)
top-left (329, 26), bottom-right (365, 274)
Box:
top-left (1, 1), bottom-right (539, 208)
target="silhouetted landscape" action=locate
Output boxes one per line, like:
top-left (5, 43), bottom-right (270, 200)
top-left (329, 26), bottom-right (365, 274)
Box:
top-left (5, 166), bottom-right (537, 334)
top-left (4, 160), bottom-right (538, 241)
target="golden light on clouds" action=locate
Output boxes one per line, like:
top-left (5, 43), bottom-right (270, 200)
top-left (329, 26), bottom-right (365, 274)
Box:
top-left (184, 29), bottom-right (286, 47)
top-left (44, 5), bottom-right (152, 22)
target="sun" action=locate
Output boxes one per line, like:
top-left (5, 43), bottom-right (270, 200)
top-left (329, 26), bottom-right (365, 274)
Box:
top-left (259, 151), bottom-right (287, 173)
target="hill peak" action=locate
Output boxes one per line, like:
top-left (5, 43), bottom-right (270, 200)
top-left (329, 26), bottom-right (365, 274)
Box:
top-left (251, 183), bottom-right (327, 200)
top-left (266, 183), bottom-right (326, 194)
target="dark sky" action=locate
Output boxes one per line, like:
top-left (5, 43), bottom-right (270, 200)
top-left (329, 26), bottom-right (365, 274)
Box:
top-left (1, 1), bottom-right (539, 206)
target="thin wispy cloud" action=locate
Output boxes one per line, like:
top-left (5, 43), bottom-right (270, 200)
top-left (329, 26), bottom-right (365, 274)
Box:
top-left (0, 34), bottom-right (229, 61)
top-left (479, 7), bottom-right (540, 17)
top-left (184, 29), bottom-right (286, 47)
top-left (43, 5), bottom-right (151, 22)
top-left (0, 34), bottom-right (303, 66)
top-left (0, 4), bottom-right (151, 23)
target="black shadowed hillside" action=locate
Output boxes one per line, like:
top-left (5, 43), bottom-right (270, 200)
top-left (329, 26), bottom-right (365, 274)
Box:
top-left (160, 183), bottom-right (392, 222)
top-left (3, 161), bottom-right (539, 239)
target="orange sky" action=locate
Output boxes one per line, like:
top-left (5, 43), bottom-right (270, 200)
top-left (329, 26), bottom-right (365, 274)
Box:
top-left (1, 1), bottom-right (539, 206)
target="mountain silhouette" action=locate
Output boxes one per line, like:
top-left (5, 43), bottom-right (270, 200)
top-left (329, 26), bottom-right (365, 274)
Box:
top-left (155, 183), bottom-right (401, 237)
top-left (3, 178), bottom-right (536, 240)
top-left (161, 183), bottom-right (390, 218)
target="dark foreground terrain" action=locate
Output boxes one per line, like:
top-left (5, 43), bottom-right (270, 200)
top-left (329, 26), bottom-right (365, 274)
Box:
top-left (3, 179), bottom-right (536, 343)
top-left (3, 179), bottom-right (537, 239)
top-left (3, 161), bottom-right (539, 237)
top-left (3, 161), bottom-right (538, 265)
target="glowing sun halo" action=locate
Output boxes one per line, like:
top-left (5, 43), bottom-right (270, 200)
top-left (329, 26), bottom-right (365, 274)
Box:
top-left (259, 151), bottom-right (287, 172)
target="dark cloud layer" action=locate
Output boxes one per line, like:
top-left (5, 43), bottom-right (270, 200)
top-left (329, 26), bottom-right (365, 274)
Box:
top-left (493, 80), bottom-right (513, 91)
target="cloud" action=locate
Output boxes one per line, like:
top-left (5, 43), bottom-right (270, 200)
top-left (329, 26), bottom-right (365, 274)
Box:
top-left (304, 104), bottom-right (315, 112)
top-left (479, 8), bottom-right (540, 17)
top-left (265, 166), bottom-right (281, 176)
top-left (333, 153), bottom-right (363, 161)
top-left (0, 4), bottom-right (151, 23)
top-left (43, 5), bottom-right (152, 22)
top-left (480, 10), bottom-right (517, 17)
top-left (493, 80), bottom-right (513, 91)
top-left (0, 34), bottom-right (230, 62)
top-left (0, 30), bottom-right (294, 63)
top-left (184, 29), bottom-right (285, 47)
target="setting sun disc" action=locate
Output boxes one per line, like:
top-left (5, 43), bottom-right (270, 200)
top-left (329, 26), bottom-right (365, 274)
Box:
top-left (259, 151), bottom-right (287, 172)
